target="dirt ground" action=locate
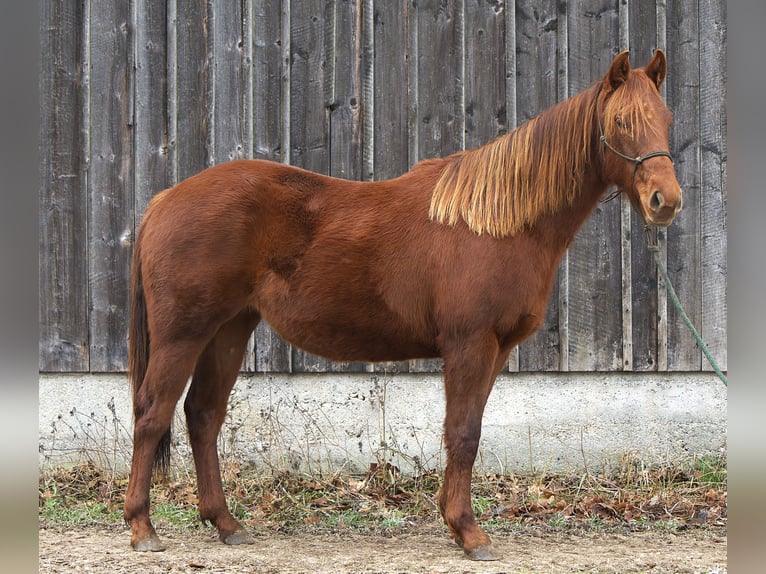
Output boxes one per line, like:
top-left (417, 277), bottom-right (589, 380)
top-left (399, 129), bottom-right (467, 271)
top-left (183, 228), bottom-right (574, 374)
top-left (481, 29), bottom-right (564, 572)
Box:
top-left (39, 523), bottom-right (726, 574)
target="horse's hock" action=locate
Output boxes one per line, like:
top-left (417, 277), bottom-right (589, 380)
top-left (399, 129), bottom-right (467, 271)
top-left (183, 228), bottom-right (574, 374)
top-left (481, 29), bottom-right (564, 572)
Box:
top-left (39, 371), bottom-right (726, 474)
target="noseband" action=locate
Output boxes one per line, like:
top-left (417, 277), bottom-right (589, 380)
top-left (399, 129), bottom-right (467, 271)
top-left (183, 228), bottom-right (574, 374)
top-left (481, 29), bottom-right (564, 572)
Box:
top-left (597, 92), bottom-right (673, 202)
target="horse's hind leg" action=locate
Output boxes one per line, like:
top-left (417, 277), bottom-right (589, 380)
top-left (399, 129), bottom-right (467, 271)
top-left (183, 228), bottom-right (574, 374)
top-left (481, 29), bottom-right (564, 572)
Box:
top-left (125, 338), bottom-right (205, 551)
top-left (184, 310), bottom-right (259, 545)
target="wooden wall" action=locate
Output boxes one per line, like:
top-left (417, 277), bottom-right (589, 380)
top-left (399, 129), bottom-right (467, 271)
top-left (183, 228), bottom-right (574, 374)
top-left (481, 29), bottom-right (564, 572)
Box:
top-left (39, 0), bottom-right (727, 374)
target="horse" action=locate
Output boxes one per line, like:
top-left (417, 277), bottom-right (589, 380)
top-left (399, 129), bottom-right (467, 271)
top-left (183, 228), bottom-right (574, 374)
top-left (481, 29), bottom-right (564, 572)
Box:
top-left (124, 50), bottom-right (681, 560)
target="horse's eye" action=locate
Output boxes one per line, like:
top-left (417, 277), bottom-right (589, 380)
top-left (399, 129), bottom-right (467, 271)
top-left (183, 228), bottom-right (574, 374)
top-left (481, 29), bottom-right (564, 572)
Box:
top-left (615, 116), bottom-right (624, 128)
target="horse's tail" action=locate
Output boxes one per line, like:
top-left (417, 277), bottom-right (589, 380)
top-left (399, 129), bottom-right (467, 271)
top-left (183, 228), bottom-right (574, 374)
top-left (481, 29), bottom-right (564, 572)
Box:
top-left (128, 235), bottom-right (171, 475)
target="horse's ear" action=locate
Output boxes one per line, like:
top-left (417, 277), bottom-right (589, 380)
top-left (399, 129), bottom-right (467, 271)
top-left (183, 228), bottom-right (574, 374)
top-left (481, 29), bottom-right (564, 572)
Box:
top-left (605, 50), bottom-right (631, 91)
top-left (645, 49), bottom-right (667, 89)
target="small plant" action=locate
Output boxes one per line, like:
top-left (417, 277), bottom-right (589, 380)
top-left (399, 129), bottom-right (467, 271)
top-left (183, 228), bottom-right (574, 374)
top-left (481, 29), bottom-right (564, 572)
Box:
top-left (693, 454), bottom-right (727, 486)
top-left (547, 512), bottom-right (571, 530)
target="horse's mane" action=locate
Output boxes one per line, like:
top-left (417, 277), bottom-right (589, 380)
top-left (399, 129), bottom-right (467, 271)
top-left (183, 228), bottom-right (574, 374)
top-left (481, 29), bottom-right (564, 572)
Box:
top-left (428, 83), bottom-right (602, 238)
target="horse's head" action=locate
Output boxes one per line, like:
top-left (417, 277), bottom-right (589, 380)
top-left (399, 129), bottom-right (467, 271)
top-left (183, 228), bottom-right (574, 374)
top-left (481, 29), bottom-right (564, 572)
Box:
top-left (598, 50), bottom-right (682, 227)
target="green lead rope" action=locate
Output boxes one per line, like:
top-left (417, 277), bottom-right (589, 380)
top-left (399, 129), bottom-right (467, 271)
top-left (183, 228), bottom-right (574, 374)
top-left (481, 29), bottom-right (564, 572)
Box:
top-left (645, 229), bottom-right (728, 387)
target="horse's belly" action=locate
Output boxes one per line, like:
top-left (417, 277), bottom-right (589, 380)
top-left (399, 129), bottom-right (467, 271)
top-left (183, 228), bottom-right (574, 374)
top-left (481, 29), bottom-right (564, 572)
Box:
top-left (255, 276), bottom-right (436, 363)
top-left (263, 313), bottom-right (436, 363)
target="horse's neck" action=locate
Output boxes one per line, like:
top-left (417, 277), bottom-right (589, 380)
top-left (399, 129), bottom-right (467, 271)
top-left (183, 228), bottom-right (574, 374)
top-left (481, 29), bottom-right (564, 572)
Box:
top-left (528, 156), bottom-right (610, 255)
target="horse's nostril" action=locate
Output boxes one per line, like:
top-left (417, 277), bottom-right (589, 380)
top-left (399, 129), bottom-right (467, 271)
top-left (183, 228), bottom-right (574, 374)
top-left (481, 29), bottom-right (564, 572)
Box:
top-left (650, 190), bottom-right (663, 212)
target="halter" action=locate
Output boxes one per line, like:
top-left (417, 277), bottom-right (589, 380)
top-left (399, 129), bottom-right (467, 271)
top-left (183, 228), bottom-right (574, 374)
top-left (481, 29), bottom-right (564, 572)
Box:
top-left (597, 91), bottom-right (673, 203)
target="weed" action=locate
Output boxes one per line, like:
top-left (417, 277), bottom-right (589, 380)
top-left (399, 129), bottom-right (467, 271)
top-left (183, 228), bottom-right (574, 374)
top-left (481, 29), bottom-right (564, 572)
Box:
top-left (39, 451), bottom-right (727, 537)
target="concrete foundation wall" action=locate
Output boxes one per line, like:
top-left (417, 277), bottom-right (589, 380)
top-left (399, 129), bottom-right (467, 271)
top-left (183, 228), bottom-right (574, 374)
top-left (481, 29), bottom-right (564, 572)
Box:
top-left (39, 372), bottom-right (727, 474)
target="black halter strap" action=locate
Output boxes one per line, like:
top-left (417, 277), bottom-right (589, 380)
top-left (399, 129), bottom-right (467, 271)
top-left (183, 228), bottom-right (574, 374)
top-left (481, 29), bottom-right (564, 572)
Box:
top-left (597, 92), bottom-right (673, 202)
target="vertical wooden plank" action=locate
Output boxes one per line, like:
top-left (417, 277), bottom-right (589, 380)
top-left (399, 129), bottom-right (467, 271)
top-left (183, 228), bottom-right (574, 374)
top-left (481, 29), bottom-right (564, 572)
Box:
top-left (629, 0), bottom-right (657, 59)
top-left (566, 0), bottom-right (623, 371)
top-left (504, 0), bottom-right (520, 372)
top-left (323, 0), bottom-right (369, 373)
top-left (289, 0), bottom-right (331, 174)
top-left (409, 0), bottom-right (464, 374)
top-left (167, 0), bottom-right (178, 183)
top-left (465, 0), bottom-right (506, 370)
top-left (627, 0), bottom-right (660, 371)
top-left (241, 0), bottom-right (257, 372)
top-left (133, 0), bottom-right (170, 222)
top-left (699, 0), bottom-right (727, 371)
top-left (252, 0), bottom-right (285, 163)
top-left (666, 0), bottom-right (702, 370)
top-left (87, 0), bottom-right (133, 371)
top-left (556, 0), bottom-right (570, 372)
top-left (373, 0), bottom-right (410, 178)
top-left (655, 0), bottom-right (669, 371)
top-left (175, 0), bottom-right (210, 181)
top-left (406, 0), bottom-right (420, 171)
top-left (360, 0), bottom-right (375, 183)
top-left (618, 0), bottom-right (633, 372)
top-left (329, 0), bottom-right (362, 180)
top-left (464, 0), bottom-right (505, 150)
top-left (415, 0), bottom-right (465, 159)
top-left (253, 0), bottom-right (292, 373)
top-left (39, 0), bottom-right (89, 371)
top-left (290, 0), bottom-right (334, 372)
top-left (371, 0), bottom-right (411, 374)
top-left (513, 0), bottom-right (562, 372)
top-left (209, 0), bottom-right (247, 164)
top-left (255, 325), bottom-right (291, 373)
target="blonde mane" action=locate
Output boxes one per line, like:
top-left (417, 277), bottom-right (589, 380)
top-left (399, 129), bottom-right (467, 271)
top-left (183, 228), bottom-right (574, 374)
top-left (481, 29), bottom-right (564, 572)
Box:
top-left (428, 84), bottom-right (601, 238)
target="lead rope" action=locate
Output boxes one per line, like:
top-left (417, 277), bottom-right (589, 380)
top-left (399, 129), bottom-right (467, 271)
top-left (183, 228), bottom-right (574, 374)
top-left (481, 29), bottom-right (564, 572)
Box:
top-left (645, 227), bottom-right (728, 386)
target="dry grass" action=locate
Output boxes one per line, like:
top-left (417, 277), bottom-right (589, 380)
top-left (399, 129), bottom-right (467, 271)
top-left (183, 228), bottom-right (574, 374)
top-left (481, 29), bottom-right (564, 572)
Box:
top-left (39, 451), bottom-right (726, 537)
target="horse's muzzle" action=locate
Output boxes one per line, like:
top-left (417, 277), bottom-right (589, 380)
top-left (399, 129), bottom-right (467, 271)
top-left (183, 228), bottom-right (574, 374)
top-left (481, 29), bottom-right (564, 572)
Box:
top-left (644, 186), bottom-right (683, 227)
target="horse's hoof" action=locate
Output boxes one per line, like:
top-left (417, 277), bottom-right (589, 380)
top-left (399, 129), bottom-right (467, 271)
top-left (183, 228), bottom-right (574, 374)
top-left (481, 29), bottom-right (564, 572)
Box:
top-left (132, 533), bottom-right (166, 552)
top-left (221, 528), bottom-right (255, 545)
top-left (465, 544), bottom-right (499, 561)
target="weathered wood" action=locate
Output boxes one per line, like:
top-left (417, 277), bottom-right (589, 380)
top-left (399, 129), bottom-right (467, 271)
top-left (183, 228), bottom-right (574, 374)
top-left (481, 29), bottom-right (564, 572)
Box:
top-left (241, 0), bottom-right (257, 372)
top-left (626, 0), bottom-right (660, 371)
top-left (133, 0), bottom-right (170, 227)
top-left (325, 0), bottom-right (370, 374)
top-left (372, 0), bottom-right (410, 180)
top-left (37, 0), bottom-right (727, 375)
top-left (252, 0), bottom-right (292, 373)
top-left (464, 0), bottom-right (508, 369)
top-left (289, 0), bottom-right (335, 373)
top-left (87, 0), bottom-right (133, 371)
top-left (409, 0), bottom-right (464, 374)
top-left (208, 0), bottom-right (257, 371)
top-left (618, 0), bottom-right (633, 372)
top-left (255, 321), bottom-right (292, 373)
top-left (174, 0), bottom-right (209, 180)
top-left (39, 0), bottom-right (89, 371)
top-left (252, 0), bottom-right (285, 163)
top-left (513, 0), bottom-right (562, 372)
top-left (666, 0), bottom-right (702, 370)
top-left (209, 0), bottom-right (247, 164)
top-left (565, 0), bottom-right (623, 371)
top-left (699, 0), bottom-right (727, 371)
top-left (655, 1), bottom-right (669, 372)
top-left (329, 0), bottom-right (362, 181)
top-left (555, 0), bottom-right (570, 372)
top-left (370, 0), bottom-right (411, 375)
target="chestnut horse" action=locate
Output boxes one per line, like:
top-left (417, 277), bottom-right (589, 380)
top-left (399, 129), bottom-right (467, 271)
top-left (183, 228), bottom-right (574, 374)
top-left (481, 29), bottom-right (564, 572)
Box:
top-left (125, 50), bottom-right (681, 560)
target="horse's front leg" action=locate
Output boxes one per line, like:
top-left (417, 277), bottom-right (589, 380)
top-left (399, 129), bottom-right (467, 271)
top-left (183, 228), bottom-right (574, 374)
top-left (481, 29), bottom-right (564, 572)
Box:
top-left (439, 333), bottom-right (510, 561)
